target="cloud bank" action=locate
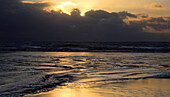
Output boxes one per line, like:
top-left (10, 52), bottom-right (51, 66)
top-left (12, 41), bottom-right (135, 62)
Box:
top-left (0, 0), bottom-right (170, 41)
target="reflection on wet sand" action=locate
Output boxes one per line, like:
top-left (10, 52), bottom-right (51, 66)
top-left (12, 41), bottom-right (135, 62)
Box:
top-left (0, 52), bottom-right (170, 96)
top-left (26, 78), bottom-right (170, 97)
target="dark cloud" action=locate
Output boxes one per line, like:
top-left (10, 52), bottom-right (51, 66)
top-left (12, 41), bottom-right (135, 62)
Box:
top-left (137, 14), bottom-right (149, 18)
top-left (118, 11), bottom-right (137, 18)
top-left (150, 3), bottom-right (165, 9)
top-left (130, 17), bottom-right (170, 34)
top-left (0, 0), bottom-right (170, 41)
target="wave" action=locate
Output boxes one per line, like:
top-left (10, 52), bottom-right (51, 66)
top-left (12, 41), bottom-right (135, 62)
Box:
top-left (0, 42), bottom-right (170, 52)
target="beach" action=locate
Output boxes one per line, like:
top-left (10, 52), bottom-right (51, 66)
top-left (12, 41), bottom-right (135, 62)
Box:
top-left (26, 78), bottom-right (170, 97)
top-left (0, 52), bottom-right (170, 96)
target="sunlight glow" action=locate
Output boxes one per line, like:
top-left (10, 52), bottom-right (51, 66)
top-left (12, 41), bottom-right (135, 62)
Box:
top-left (43, 1), bottom-right (76, 15)
top-left (57, 1), bottom-right (76, 9)
top-left (21, 1), bottom-right (36, 4)
top-left (22, 0), bottom-right (98, 16)
top-left (80, 10), bottom-right (88, 16)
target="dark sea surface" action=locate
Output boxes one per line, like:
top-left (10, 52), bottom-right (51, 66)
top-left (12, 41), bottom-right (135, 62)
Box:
top-left (0, 41), bottom-right (170, 52)
top-left (0, 42), bottom-right (170, 96)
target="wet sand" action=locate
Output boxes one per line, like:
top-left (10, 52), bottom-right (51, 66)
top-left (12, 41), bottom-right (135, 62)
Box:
top-left (0, 52), bottom-right (170, 96)
top-left (25, 78), bottom-right (170, 97)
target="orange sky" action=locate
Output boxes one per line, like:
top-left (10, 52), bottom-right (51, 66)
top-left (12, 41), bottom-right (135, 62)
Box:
top-left (24, 0), bottom-right (170, 16)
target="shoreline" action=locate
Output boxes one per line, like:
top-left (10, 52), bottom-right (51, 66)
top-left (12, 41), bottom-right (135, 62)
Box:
top-left (25, 78), bottom-right (170, 97)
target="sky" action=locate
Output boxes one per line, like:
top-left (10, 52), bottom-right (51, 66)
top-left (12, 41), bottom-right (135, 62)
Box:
top-left (0, 0), bottom-right (170, 41)
top-left (29, 0), bottom-right (170, 16)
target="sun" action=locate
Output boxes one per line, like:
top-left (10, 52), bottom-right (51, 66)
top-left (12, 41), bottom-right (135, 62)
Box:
top-left (56, 1), bottom-right (76, 9)
top-left (44, 1), bottom-right (77, 15)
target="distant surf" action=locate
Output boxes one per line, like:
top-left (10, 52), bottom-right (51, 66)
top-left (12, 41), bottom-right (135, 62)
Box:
top-left (0, 41), bottom-right (170, 52)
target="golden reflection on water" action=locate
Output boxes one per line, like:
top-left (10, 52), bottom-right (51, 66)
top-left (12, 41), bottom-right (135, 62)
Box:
top-left (44, 52), bottom-right (93, 57)
top-left (26, 78), bottom-right (170, 97)
top-left (30, 88), bottom-right (103, 97)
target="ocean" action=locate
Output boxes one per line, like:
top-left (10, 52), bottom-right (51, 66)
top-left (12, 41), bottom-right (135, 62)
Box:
top-left (0, 42), bottom-right (170, 97)
top-left (0, 41), bottom-right (170, 52)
